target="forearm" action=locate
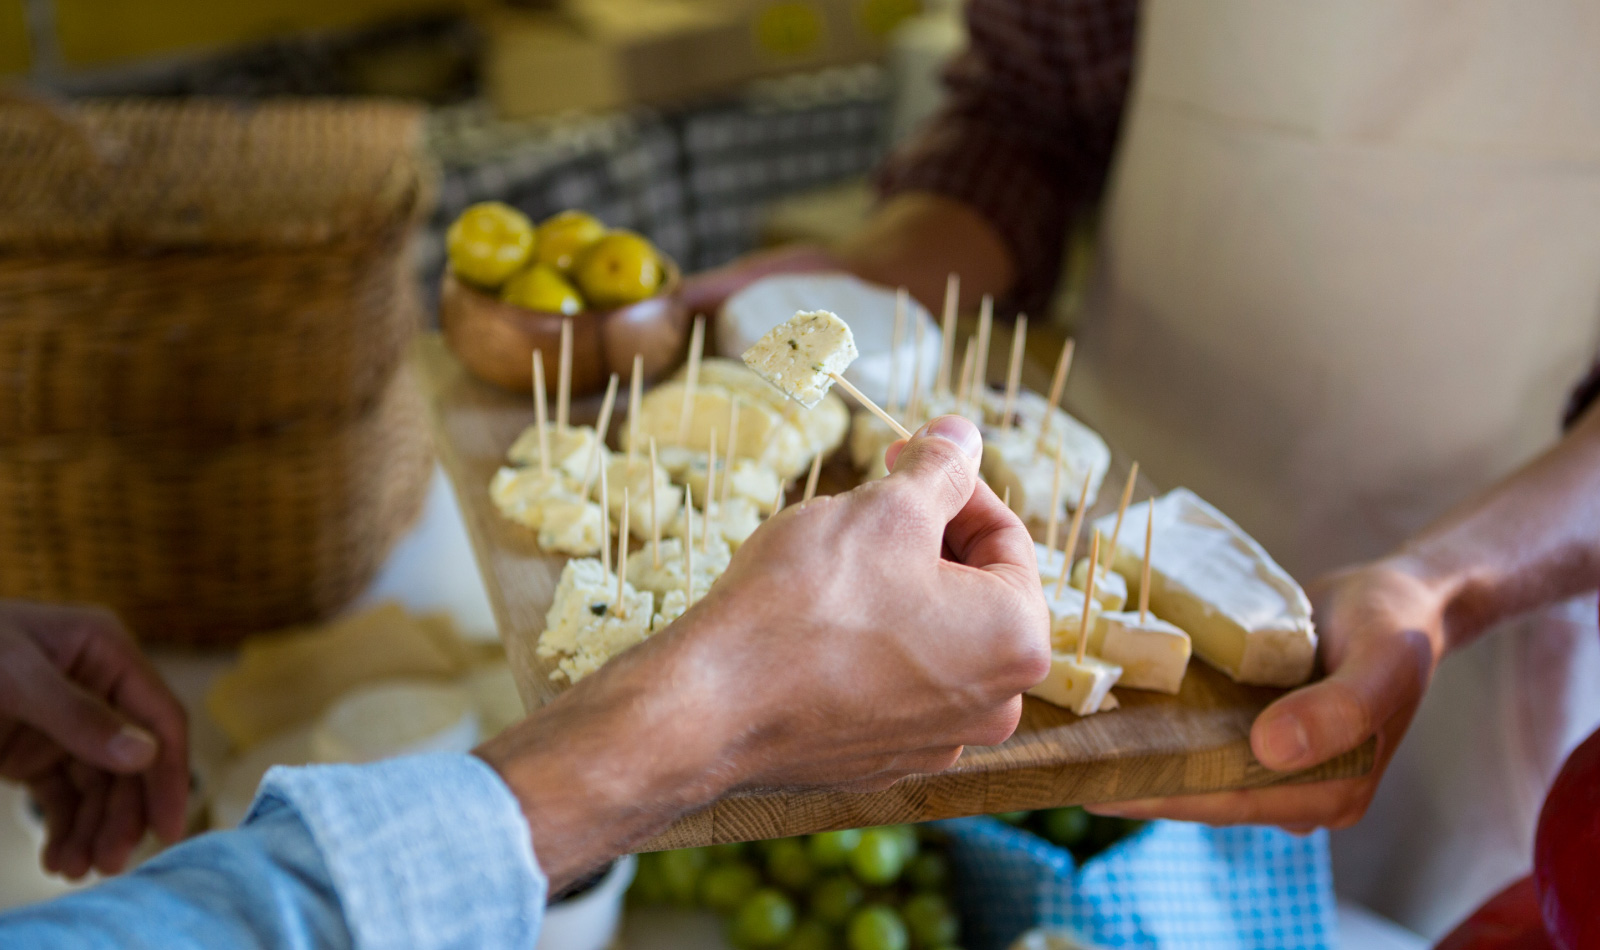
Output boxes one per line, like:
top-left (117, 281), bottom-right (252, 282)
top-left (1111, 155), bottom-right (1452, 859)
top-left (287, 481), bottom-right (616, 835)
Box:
top-left (1395, 403), bottom-right (1600, 649)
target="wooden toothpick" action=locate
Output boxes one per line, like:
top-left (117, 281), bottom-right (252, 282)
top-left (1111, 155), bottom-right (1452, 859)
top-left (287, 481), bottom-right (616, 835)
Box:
top-left (908, 298), bottom-right (926, 426)
top-left (579, 373), bottom-right (619, 498)
top-left (936, 273), bottom-right (960, 396)
top-left (1001, 314), bottom-right (1027, 433)
top-left (1077, 530), bottom-right (1101, 664)
top-left (771, 482), bottom-right (786, 515)
top-left (722, 398), bottom-right (740, 513)
top-left (1106, 461), bottom-right (1140, 556)
top-left (827, 372), bottom-right (912, 439)
top-left (556, 317), bottom-right (573, 432)
top-left (648, 437), bottom-right (662, 568)
top-left (703, 427), bottom-right (717, 554)
top-left (616, 490), bottom-right (630, 617)
top-left (683, 503), bottom-right (695, 607)
top-left (888, 287), bottom-right (907, 415)
top-left (974, 294), bottom-right (993, 403)
top-left (1036, 338), bottom-right (1075, 455)
top-left (802, 450), bottom-right (822, 502)
top-left (956, 342), bottom-right (976, 414)
top-left (1055, 468), bottom-right (1094, 599)
top-left (1002, 485), bottom-right (1011, 511)
top-left (1044, 444), bottom-right (1064, 555)
top-left (627, 353), bottom-right (643, 468)
top-left (678, 315), bottom-right (705, 445)
top-left (532, 349), bottom-right (550, 478)
top-left (598, 459), bottom-right (611, 576)
top-left (1140, 497), bottom-right (1155, 623)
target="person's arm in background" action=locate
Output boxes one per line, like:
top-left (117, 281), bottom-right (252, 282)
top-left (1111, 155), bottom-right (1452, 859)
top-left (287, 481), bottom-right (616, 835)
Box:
top-left (1093, 393), bottom-right (1600, 830)
top-left (1, 416), bottom-right (1051, 949)
top-left (683, 0), bottom-right (1140, 318)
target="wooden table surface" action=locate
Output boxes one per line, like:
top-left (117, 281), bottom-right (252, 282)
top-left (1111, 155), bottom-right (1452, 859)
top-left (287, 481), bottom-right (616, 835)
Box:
top-left (413, 333), bottom-right (1372, 850)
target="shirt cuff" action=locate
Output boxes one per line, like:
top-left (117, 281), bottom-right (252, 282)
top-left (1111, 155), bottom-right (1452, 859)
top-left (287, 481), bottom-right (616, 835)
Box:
top-left (249, 754), bottom-right (547, 950)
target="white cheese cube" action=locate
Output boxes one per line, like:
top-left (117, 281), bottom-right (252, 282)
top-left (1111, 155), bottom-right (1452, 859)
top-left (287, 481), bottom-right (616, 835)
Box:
top-left (977, 401), bottom-right (1110, 513)
top-left (1071, 558), bottom-right (1129, 613)
top-left (742, 309), bottom-right (859, 409)
top-left (489, 467), bottom-right (580, 528)
top-left (711, 497), bottom-right (764, 550)
top-left (652, 589), bottom-right (689, 632)
top-left (541, 559), bottom-right (617, 655)
top-left (683, 458), bottom-right (783, 514)
top-left (535, 498), bottom-right (605, 555)
top-left (980, 426), bottom-right (1108, 526)
top-left (1034, 542), bottom-right (1071, 586)
top-left (632, 382), bottom-right (810, 477)
top-left (1093, 488), bottom-right (1316, 687)
top-left (539, 558), bottom-right (655, 682)
top-left (849, 409), bottom-right (899, 471)
top-left (557, 601), bottom-right (656, 683)
top-left (1041, 582), bottom-right (1099, 653)
top-left (1094, 611), bottom-right (1192, 694)
top-left (1027, 652), bottom-right (1122, 716)
top-left (604, 457), bottom-right (683, 538)
top-left (625, 534), bottom-right (732, 599)
top-left (508, 425), bottom-right (608, 482)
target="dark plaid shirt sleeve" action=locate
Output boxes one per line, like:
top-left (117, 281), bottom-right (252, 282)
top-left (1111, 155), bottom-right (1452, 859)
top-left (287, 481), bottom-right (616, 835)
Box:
top-left (876, 0), bottom-right (1140, 315)
top-left (1565, 361), bottom-right (1600, 430)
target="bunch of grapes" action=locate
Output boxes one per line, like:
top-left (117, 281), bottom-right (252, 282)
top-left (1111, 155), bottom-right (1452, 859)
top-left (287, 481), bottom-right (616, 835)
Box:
top-left (629, 824), bottom-right (962, 950)
top-left (989, 807), bottom-right (1146, 863)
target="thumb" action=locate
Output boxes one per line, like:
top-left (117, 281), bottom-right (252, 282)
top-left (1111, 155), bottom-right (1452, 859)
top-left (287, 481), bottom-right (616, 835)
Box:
top-left (883, 415), bottom-right (984, 524)
top-left (0, 640), bottom-right (158, 773)
top-left (1250, 627), bottom-right (1432, 771)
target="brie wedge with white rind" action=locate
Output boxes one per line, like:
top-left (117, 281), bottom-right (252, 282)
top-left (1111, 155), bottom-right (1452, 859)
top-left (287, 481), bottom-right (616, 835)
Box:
top-left (1094, 488), bottom-right (1316, 687)
top-left (980, 426), bottom-right (1108, 525)
top-left (1094, 611), bottom-right (1191, 694)
top-left (1041, 582), bottom-right (1099, 653)
top-left (742, 310), bottom-right (858, 409)
top-left (1071, 559), bottom-right (1129, 613)
top-left (1027, 652), bottom-right (1122, 716)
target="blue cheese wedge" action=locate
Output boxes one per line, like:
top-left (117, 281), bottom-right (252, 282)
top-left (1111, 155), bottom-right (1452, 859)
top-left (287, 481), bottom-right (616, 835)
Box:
top-left (742, 310), bottom-right (859, 409)
top-left (508, 425), bottom-right (609, 482)
top-left (1094, 488), bottom-right (1316, 687)
top-left (1027, 653), bottom-right (1122, 716)
top-left (1094, 611), bottom-right (1191, 694)
top-left (1070, 559), bottom-right (1129, 613)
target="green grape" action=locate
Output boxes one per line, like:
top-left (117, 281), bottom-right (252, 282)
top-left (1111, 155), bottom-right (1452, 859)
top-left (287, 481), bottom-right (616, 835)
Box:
top-left (888, 825), bottom-right (920, 862)
top-left (710, 842), bottom-right (751, 861)
top-left (629, 852), bottom-right (668, 904)
top-left (702, 861), bottom-right (763, 915)
top-left (767, 838), bottom-right (819, 891)
top-left (807, 829), bottom-right (863, 870)
top-left (810, 873), bottom-right (864, 925)
top-left (902, 892), bottom-right (959, 947)
top-left (781, 918), bottom-right (837, 950)
top-left (1041, 807), bottom-right (1092, 848)
top-left (906, 852), bottom-right (951, 892)
top-left (659, 848), bottom-right (709, 907)
top-left (849, 828), bottom-right (906, 886)
top-left (847, 905), bottom-right (909, 950)
top-left (731, 889), bottom-right (798, 949)
top-left (993, 811), bottom-right (1030, 824)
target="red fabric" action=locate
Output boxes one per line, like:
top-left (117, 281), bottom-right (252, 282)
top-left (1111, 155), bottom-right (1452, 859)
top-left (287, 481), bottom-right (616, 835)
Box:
top-left (876, 0), bottom-right (1138, 314)
top-left (1435, 878), bottom-right (1553, 950)
top-left (1533, 726), bottom-right (1600, 950)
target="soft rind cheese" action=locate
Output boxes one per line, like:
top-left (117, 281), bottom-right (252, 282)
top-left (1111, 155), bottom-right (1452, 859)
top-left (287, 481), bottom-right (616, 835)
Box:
top-left (978, 398), bottom-right (1111, 512)
top-left (1041, 582), bottom-right (1098, 653)
top-left (539, 559), bottom-right (656, 683)
top-left (742, 310), bottom-right (858, 409)
top-left (1034, 542), bottom-right (1071, 587)
top-left (980, 426), bottom-right (1106, 525)
top-left (508, 425), bottom-right (609, 482)
top-left (850, 410), bottom-right (898, 471)
top-left (1094, 488), bottom-right (1316, 687)
top-left (1027, 652), bottom-right (1121, 716)
top-left (1071, 559), bottom-right (1129, 613)
top-left (1094, 611), bottom-right (1191, 694)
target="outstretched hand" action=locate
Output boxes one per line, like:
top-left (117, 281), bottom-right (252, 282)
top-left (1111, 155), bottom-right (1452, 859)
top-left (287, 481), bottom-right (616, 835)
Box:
top-left (0, 602), bottom-right (189, 877)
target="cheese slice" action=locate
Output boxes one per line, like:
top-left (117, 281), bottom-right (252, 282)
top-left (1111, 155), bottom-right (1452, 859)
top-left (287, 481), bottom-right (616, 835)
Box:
top-left (1027, 652), bottom-right (1122, 716)
top-left (1070, 559), bottom-right (1129, 613)
top-left (1094, 611), bottom-right (1191, 694)
top-left (1094, 488), bottom-right (1316, 687)
top-left (742, 309), bottom-right (858, 409)
top-left (508, 425), bottom-right (608, 482)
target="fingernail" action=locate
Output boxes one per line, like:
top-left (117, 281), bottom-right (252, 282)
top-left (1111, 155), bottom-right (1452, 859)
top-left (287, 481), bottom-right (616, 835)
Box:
top-left (108, 725), bottom-right (157, 769)
top-left (923, 415), bottom-right (982, 459)
top-left (1260, 715), bottom-right (1310, 768)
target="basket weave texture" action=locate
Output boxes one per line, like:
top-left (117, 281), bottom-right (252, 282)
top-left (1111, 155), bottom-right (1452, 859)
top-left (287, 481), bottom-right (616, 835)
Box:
top-left (0, 98), bottom-right (435, 644)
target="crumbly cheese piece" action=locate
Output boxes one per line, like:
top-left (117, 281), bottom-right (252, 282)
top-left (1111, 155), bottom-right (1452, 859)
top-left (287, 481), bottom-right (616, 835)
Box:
top-left (652, 589), bottom-right (689, 632)
top-left (1094, 611), bottom-right (1191, 694)
top-left (489, 467), bottom-right (581, 528)
top-left (557, 601), bottom-right (655, 683)
top-left (507, 425), bottom-right (609, 482)
top-left (540, 559), bottom-right (616, 655)
top-left (535, 498), bottom-right (605, 555)
top-left (981, 426), bottom-right (1107, 524)
top-left (978, 394), bottom-right (1111, 509)
top-left (683, 458), bottom-right (783, 514)
top-left (689, 358), bottom-right (849, 461)
top-left (1041, 582), bottom-right (1099, 653)
top-left (632, 382), bottom-right (810, 477)
top-left (711, 497), bottom-right (764, 550)
top-left (539, 559), bottom-right (655, 682)
top-left (1094, 488), bottom-right (1317, 687)
top-left (1027, 652), bottom-right (1122, 716)
top-left (742, 310), bottom-right (859, 409)
top-left (625, 535), bottom-right (732, 598)
top-left (604, 457), bottom-right (683, 538)
top-left (849, 409), bottom-right (899, 471)
top-left (916, 391), bottom-right (983, 426)
top-left (654, 444), bottom-right (699, 479)
top-left (1071, 559), bottom-right (1129, 613)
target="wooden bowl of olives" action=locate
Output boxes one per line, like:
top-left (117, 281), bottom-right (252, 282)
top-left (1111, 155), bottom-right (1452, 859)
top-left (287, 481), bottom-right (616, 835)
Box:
top-left (439, 204), bottom-right (691, 396)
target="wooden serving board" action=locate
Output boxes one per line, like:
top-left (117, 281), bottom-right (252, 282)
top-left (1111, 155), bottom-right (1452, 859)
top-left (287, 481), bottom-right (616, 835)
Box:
top-left (413, 335), bottom-right (1373, 849)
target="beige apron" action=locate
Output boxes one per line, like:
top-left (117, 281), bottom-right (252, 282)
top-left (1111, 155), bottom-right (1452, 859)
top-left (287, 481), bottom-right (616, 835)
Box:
top-left (1072, 0), bottom-right (1600, 937)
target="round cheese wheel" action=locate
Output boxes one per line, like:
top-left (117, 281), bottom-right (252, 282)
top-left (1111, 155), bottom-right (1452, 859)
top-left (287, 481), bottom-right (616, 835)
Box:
top-left (717, 272), bottom-right (940, 408)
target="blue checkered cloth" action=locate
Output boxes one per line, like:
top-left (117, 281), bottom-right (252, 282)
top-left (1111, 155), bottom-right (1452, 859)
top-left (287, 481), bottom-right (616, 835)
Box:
top-left (937, 818), bottom-right (1336, 950)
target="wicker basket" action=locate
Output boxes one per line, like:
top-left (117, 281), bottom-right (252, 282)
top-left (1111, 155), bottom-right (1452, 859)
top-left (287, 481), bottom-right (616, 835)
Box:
top-left (0, 97), bottom-right (435, 644)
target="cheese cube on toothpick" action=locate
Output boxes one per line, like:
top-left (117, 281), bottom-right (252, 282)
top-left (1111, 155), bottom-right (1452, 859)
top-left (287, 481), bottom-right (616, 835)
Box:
top-left (1094, 611), bottom-right (1191, 694)
top-left (1027, 651), bottom-right (1123, 716)
top-left (743, 310), bottom-right (859, 410)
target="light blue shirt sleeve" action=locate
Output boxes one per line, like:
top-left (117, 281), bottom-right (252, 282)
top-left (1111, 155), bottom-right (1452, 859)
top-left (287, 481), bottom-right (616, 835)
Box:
top-left (0, 753), bottom-right (548, 950)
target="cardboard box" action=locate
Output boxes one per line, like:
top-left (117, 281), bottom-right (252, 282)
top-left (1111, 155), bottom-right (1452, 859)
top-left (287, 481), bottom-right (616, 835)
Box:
top-left (482, 0), bottom-right (912, 119)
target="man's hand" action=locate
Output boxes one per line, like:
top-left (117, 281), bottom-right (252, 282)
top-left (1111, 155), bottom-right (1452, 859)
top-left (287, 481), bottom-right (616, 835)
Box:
top-left (1087, 558), bottom-right (1447, 831)
top-left (476, 415), bottom-right (1051, 888)
top-left (0, 602), bottom-right (190, 878)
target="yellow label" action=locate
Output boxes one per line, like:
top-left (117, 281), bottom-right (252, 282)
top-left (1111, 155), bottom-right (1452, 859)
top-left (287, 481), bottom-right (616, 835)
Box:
top-left (753, 1), bottom-right (824, 58)
top-left (856, 0), bottom-right (918, 38)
